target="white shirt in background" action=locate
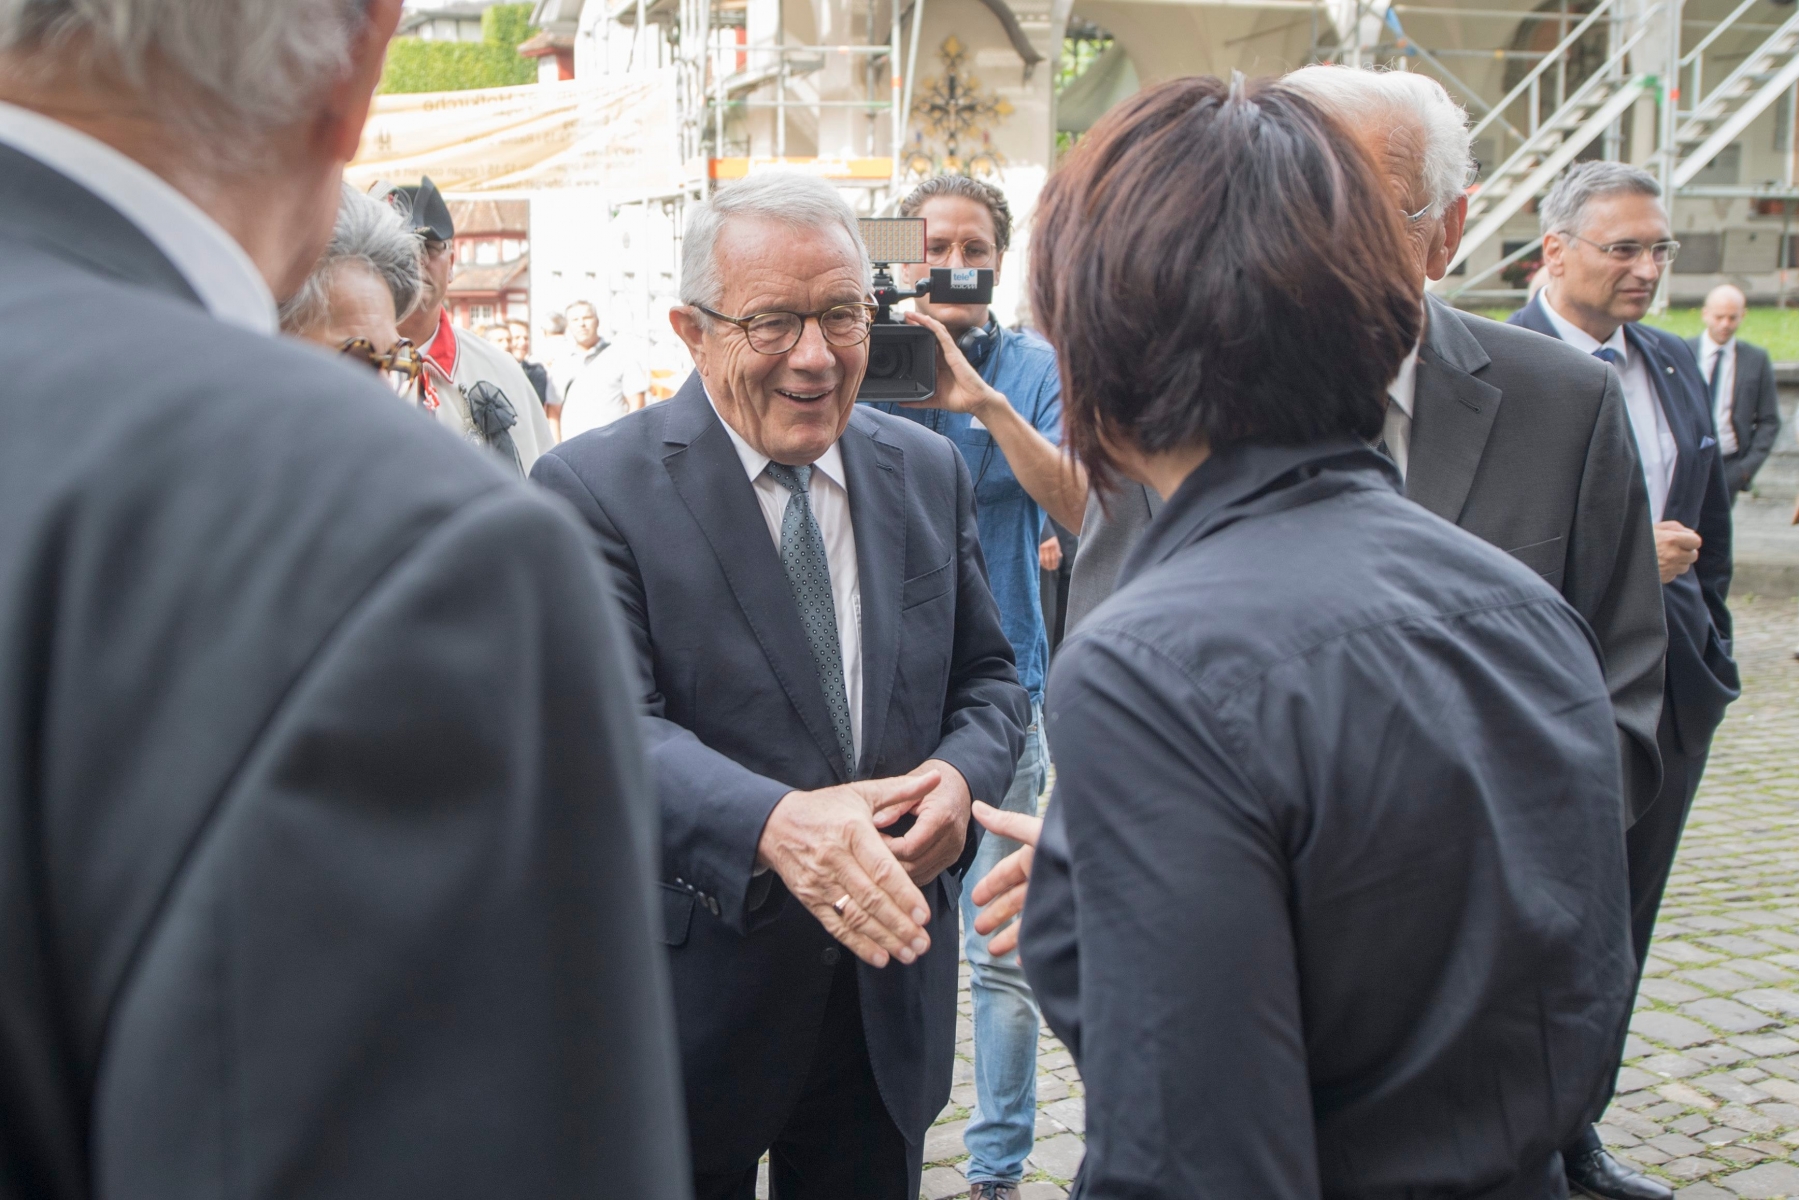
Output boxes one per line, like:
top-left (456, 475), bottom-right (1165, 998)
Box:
top-left (556, 340), bottom-right (652, 439)
top-left (1380, 345), bottom-right (1422, 480)
top-left (0, 100), bottom-right (276, 336)
top-left (707, 393), bottom-right (863, 761)
top-left (1699, 334), bottom-right (1741, 457)
top-left (1540, 291), bottom-right (1679, 522)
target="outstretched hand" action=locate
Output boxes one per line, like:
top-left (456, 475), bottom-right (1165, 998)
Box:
top-left (969, 800), bottom-right (1044, 957)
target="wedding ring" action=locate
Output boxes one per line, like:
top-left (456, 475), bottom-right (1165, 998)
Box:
top-left (832, 894), bottom-right (851, 917)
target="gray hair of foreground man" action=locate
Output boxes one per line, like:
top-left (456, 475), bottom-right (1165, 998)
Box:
top-left (0, 0), bottom-right (371, 136)
top-left (679, 173), bottom-right (871, 312)
top-left (280, 183), bottom-right (424, 334)
top-left (1282, 65), bottom-right (1474, 217)
top-left (1540, 161), bottom-right (1662, 236)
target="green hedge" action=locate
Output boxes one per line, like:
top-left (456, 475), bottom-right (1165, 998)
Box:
top-left (378, 3), bottom-right (538, 94)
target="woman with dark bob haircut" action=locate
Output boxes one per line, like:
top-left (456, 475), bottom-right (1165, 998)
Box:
top-left (967, 75), bottom-right (1635, 1197)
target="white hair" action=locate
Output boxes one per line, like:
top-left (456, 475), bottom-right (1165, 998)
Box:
top-left (279, 182), bottom-right (424, 335)
top-left (0, 0), bottom-right (371, 136)
top-left (679, 173), bottom-right (871, 311)
top-left (1539, 161), bottom-right (1661, 237)
top-left (1283, 65), bottom-right (1474, 217)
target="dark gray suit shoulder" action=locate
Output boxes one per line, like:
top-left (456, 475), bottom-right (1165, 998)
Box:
top-left (1449, 306), bottom-right (1614, 404)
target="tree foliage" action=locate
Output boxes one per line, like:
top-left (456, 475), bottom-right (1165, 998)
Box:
top-left (378, 4), bottom-right (538, 94)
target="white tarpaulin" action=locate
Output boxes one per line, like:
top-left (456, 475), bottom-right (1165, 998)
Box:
top-left (346, 69), bottom-right (681, 196)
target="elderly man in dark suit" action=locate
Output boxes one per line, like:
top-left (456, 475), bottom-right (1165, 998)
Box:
top-left (532, 173), bottom-right (1028, 1200)
top-left (1688, 284), bottom-right (1784, 498)
top-left (1512, 160), bottom-right (1742, 1200)
top-left (0, 0), bottom-right (688, 1196)
top-left (1070, 64), bottom-right (1667, 827)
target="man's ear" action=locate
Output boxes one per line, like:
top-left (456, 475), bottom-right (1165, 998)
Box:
top-left (317, 0), bottom-right (405, 165)
top-left (1427, 194), bottom-right (1468, 282)
top-left (670, 305), bottom-right (710, 370)
top-left (1541, 231), bottom-right (1567, 279)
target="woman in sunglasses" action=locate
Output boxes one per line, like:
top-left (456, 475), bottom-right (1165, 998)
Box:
top-left (281, 183), bottom-right (425, 400)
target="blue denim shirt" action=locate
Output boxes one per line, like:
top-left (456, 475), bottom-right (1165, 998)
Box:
top-left (875, 325), bottom-right (1062, 701)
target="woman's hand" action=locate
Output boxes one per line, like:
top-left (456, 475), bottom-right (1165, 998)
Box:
top-left (969, 800), bottom-right (1044, 957)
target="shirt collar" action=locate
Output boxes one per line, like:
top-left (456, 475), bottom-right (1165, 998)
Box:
top-left (1703, 333), bottom-right (1734, 356)
top-left (0, 101), bottom-right (277, 336)
top-left (1539, 289), bottom-right (1627, 365)
top-left (1386, 344), bottom-right (1422, 419)
top-left (705, 387), bottom-right (848, 492)
top-left (422, 307), bottom-right (459, 378)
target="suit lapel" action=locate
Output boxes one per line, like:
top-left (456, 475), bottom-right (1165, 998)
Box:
top-left (841, 409), bottom-right (905, 778)
top-left (1406, 299), bottom-right (1504, 523)
top-left (0, 142), bottom-right (203, 309)
top-left (1627, 325), bottom-right (1704, 505)
top-left (660, 378), bottom-right (852, 781)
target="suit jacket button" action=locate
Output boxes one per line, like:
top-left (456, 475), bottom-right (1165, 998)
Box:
top-left (707, 896), bottom-right (720, 916)
top-left (822, 946), bottom-right (841, 966)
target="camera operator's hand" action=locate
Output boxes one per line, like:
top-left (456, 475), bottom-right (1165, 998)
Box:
top-left (901, 311), bottom-right (1006, 420)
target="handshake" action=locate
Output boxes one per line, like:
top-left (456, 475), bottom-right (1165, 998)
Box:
top-left (755, 766), bottom-right (1044, 967)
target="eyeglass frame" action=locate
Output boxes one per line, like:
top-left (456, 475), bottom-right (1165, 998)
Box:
top-left (1559, 231), bottom-right (1681, 267)
top-left (692, 301), bottom-right (879, 355)
top-left (339, 336), bottom-right (425, 396)
top-left (923, 237), bottom-right (999, 267)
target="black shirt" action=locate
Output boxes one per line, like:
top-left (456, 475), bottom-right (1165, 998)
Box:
top-left (1021, 440), bottom-right (1633, 1199)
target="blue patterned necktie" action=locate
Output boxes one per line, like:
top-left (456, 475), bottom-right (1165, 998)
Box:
top-left (1593, 347), bottom-right (1621, 366)
top-left (764, 462), bottom-right (857, 774)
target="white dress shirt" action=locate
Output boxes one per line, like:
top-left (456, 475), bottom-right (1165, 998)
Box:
top-left (1540, 292), bottom-right (1678, 522)
top-left (0, 101), bottom-right (277, 336)
top-left (1699, 334), bottom-right (1741, 457)
top-left (708, 395), bottom-right (863, 761)
top-left (1380, 345), bottom-right (1422, 480)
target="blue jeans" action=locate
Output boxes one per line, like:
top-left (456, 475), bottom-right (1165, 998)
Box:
top-left (960, 705), bottom-right (1047, 1184)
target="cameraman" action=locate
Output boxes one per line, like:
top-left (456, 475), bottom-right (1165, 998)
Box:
top-left (875, 174), bottom-right (1087, 1200)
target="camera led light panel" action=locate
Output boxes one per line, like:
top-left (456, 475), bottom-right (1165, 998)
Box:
top-left (859, 217), bottom-right (927, 264)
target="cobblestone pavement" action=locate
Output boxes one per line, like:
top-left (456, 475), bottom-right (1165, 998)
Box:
top-left (919, 594), bottom-right (1799, 1199)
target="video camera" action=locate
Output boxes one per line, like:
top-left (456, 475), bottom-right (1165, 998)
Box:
top-left (855, 217), bottom-right (994, 403)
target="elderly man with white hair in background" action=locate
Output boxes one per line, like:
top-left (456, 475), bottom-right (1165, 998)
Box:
top-left (0, 1), bottom-right (689, 1196)
top-left (1688, 283), bottom-right (1783, 499)
top-left (533, 172), bottom-right (1029, 1200)
top-left (1061, 65), bottom-right (1671, 1196)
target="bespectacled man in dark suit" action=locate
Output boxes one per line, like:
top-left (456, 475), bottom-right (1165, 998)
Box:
top-left (532, 172), bottom-right (1028, 1200)
top-left (1687, 284), bottom-right (1783, 499)
top-left (1511, 159), bottom-right (1742, 1200)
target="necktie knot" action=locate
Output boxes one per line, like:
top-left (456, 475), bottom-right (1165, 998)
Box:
top-left (764, 461), bottom-right (813, 496)
top-left (1592, 347), bottom-right (1621, 366)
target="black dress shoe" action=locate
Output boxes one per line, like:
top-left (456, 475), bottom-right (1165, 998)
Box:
top-left (1565, 1147), bottom-right (1673, 1200)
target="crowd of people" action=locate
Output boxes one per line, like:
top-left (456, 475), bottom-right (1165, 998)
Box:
top-left (2, 0), bottom-right (1788, 1198)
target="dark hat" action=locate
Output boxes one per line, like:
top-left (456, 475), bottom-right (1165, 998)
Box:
top-left (370, 175), bottom-right (454, 242)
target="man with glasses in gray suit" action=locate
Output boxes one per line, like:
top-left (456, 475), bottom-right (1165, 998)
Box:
top-left (0, 1), bottom-right (687, 1195)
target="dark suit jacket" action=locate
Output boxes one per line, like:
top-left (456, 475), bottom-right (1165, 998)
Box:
top-left (531, 376), bottom-right (1027, 1168)
top-left (1684, 335), bottom-right (1783, 494)
top-left (0, 142), bottom-right (688, 1198)
top-left (1024, 441), bottom-right (1633, 1199)
top-left (1514, 296), bottom-right (1740, 758)
top-left (1071, 297), bottom-right (1668, 820)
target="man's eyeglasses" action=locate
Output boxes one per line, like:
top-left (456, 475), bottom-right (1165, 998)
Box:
top-left (924, 238), bottom-right (996, 268)
top-left (339, 337), bottom-right (424, 397)
top-left (1564, 233), bottom-right (1681, 266)
top-left (694, 303), bottom-right (878, 355)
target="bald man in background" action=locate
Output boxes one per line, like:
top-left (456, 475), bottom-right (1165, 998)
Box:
top-left (1687, 284), bottom-right (1782, 499)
